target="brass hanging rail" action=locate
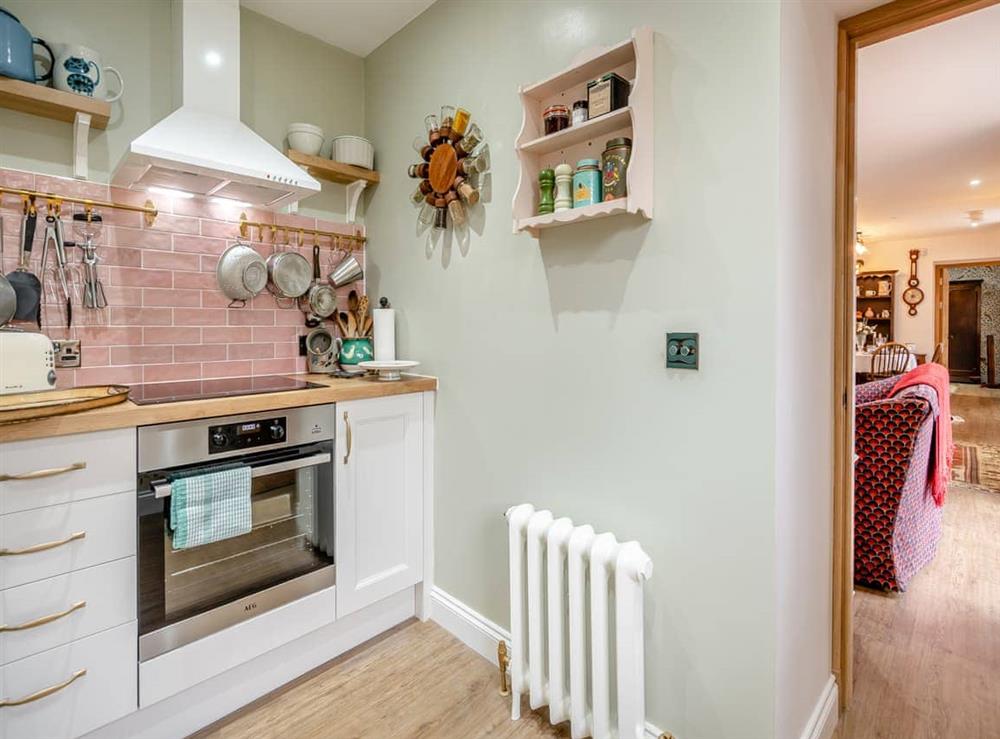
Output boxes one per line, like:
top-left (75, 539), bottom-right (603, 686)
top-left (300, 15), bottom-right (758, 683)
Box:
top-left (0, 186), bottom-right (157, 225)
top-left (238, 212), bottom-right (366, 248)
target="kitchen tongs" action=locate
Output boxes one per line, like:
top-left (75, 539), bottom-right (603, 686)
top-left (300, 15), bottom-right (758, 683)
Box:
top-left (41, 214), bottom-right (72, 329)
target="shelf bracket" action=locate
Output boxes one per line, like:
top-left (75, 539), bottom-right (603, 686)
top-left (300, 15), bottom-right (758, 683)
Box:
top-left (346, 180), bottom-right (367, 224)
top-left (72, 112), bottom-right (91, 180)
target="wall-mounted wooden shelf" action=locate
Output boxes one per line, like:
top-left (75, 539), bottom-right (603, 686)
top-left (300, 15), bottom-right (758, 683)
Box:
top-left (286, 149), bottom-right (380, 185)
top-left (512, 27), bottom-right (653, 237)
top-left (0, 77), bottom-right (110, 128)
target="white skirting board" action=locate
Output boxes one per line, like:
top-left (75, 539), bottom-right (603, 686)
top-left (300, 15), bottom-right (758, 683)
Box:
top-left (430, 586), bottom-right (666, 739)
top-left (800, 675), bottom-right (839, 739)
top-left (83, 588), bottom-right (416, 739)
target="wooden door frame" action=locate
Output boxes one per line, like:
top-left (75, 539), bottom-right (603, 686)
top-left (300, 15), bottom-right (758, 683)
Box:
top-left (934, 259), bottom-right (1000, 374)
top-left (833, 0), bottom-right (999, 712)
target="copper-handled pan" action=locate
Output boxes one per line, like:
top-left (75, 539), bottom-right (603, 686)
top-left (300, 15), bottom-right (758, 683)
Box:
top-left (6, 205), bottom-right (41, 326)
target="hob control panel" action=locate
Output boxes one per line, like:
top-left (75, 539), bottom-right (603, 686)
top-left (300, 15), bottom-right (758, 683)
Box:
top-left (209, 417), bottom-right (287, 453)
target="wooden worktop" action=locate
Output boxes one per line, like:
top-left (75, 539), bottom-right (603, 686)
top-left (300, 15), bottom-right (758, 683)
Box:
top-left (0, 374), bottom-right (437, 444)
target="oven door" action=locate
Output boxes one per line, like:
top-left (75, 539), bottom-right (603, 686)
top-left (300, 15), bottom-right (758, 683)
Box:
top-left (137, 441), bottom-right (334, 661)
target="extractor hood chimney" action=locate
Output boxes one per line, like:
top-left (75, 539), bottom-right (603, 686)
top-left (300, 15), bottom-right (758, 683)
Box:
top-left (111, 0), bottom-right (320, 209)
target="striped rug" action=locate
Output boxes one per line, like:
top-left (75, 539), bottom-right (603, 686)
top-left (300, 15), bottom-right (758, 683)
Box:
top-left (952, 443), bottom-right (1000, 493)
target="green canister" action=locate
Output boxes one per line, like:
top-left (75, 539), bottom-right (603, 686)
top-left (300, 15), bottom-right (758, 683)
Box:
top-left (601, 137), bottom-right (631, 201)
top-left (573, 158), bottom-right (602, 207)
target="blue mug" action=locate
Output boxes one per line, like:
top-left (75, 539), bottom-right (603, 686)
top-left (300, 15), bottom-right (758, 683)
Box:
top-left (0, 7), bottom-right (53, 84)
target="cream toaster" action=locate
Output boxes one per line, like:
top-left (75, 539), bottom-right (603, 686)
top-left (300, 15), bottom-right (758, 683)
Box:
top-left (0, 330), bottom-right (56, 395)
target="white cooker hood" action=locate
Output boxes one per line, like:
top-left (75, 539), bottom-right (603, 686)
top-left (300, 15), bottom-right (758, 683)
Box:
top-left (111, 0), bottom-right (319, 209)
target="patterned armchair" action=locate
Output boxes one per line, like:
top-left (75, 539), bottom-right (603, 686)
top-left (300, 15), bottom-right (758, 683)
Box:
top-left (854, 376), bottom-right (943, 591)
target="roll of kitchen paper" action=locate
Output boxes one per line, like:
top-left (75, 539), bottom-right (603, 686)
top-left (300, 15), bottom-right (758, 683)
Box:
top-left (373, 308), bottom-right (396, 361)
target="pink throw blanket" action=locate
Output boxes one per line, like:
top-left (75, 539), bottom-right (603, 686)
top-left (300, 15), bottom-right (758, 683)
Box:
top-left (891, 363), bottom-right (953, 506)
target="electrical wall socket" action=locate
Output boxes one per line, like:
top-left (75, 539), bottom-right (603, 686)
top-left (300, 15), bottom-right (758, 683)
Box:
top-left (53, 339), bottom-right (82, 368)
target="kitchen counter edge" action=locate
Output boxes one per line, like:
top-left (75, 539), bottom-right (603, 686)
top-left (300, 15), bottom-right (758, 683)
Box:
top-left (0, 373), bottom-right (438, 443)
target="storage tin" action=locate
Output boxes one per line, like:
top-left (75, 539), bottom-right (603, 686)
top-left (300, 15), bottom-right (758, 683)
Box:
top-left (572, 159), bottom-right (602, 207)
top-left (586, 72), bottom-right (630, 117)
top-left (601, 137), bottom-right (632, 200)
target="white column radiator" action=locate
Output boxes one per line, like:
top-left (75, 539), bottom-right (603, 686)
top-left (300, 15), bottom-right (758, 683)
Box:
top-left (505, 504), bottom-right (653, 739)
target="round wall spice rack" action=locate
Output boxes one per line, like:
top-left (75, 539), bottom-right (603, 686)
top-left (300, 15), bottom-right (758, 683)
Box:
top-left (408, 105), bottom-right (489, 232)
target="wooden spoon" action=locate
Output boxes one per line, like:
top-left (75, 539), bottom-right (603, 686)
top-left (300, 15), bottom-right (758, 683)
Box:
top-left (356, 294), bottom-right (369, 331)
top-left (348, 289), bottom-right (358, 315)
top-left (347, 311), bottom-right (358, 338)
top-left (336, 311), bottom-right (350, 337)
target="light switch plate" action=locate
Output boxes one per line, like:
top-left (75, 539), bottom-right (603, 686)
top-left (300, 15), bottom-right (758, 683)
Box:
top-left (53, 339), bottom-right (82, 368)
top-left (666, 332), bottom-right (698, 370)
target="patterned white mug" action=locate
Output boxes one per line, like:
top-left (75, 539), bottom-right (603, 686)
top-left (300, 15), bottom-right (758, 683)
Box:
top-left (51, 43), bottom-right (123, 102)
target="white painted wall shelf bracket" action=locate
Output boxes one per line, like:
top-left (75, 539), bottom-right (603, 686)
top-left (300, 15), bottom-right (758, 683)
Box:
top-left (511, 27), bottom-right (654, 238)
top-left (74, 112), bottom-right (92, 180)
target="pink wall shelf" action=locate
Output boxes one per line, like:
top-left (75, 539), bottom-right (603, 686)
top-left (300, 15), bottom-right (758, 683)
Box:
top-left (512, 27), bottom-right (653, 238)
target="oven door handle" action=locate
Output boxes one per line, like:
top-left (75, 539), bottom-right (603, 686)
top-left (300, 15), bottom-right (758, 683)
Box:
top-left (151, 452), bottom-right (332, 499)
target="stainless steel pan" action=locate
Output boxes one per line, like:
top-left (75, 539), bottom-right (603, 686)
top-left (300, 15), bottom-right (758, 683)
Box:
top-left (300, 246), bottom-right (337, 326)
top-left (217, 242), bottom-right (268, 307)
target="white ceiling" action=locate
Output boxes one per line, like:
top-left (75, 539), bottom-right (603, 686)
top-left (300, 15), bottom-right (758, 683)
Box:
top-left (240, 0), bottom-right (436, 57)
top-left (857, 3), bottom-right (1000, 243)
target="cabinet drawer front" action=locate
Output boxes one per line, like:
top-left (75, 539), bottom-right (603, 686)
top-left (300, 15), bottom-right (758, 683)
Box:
top-left (0, 621), bottom-right (137, 739)
top-left (1, 557), bottom-right (136, 665)
top-left (0, 429), bottom-right (135, 515)
top-left (0, 493), bottom-right (136, 591)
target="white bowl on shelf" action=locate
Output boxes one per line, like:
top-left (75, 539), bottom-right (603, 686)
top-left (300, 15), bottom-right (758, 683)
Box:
top-left (331, 135), bottom-right (374, 169)
top-left (287, 123), bottom-right (324, 156)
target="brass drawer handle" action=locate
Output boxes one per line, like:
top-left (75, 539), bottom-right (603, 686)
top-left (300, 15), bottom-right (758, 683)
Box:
top-left (0, 668), bottom-right (87, 707)
top-left (0, 601), bottom-right (86, 632)
top-left (0, 531), bottom-right (86, 557)
top-left (343, 411), bottom-right (352, 465)
top-left (0, 462), bottom-right (87, 482)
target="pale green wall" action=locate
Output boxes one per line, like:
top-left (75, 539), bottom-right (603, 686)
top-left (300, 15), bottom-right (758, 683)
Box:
top-left (365, 2), bottom-right (782, 737)
top-left (0, 2), bottom-right (365, 221)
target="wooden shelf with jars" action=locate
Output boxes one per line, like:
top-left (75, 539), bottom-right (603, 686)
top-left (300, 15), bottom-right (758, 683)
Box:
top-left (512, 27), bottom-right (653, 238)
top-left (856, 270), bottom-right (898, 341)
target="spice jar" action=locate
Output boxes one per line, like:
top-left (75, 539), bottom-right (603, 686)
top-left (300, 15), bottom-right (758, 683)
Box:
top-left (425, 114), bottom-right (442, 146)
top-left (458, 152), bottom-right (486, 176)
top-left (439, 105), bottom-right (455, 139)
top-left (408, 163), bottom-right (430, 179)
top-left (409, 180), bottom-right (432, 206)
top-left (446, 191), bottom-right (466, 227)
top-left (572, 100), bottom-right (588, 125)
top-left (543, 104), bottom-right (570, 135)
top-left (455, 177), bottom-right (480, 206)
top-left (453, 107), bottom-right (471, 137)
top-left (454, 123), bottom-right (483, 156)
top-left (601, 137), bottom-right (631, 201)
top-left (572, 159), bottom-right (602, 207)
top-left (418, 201), bottom-right (436, 225)
top-left (433, 198), bottom-right (448, 230)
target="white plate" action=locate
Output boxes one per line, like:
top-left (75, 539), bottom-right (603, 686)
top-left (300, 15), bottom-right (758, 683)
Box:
top-left (357, 360), bottom-right (420, 381)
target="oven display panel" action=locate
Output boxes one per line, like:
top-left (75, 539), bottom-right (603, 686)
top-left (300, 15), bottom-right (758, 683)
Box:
top-left (209, 417), bottom-right (286, 452)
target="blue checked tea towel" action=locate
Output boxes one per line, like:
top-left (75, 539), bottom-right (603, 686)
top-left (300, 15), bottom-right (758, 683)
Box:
top-left (169, 464), bottom-right (252, 549)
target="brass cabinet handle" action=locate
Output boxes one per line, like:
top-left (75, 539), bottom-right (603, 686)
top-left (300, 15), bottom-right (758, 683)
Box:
top-left (0, 600), bottom-right (86, 632)
top-left (343, 411), bottom-right (352, 465)
top-left (0, 531), bottom-right (86, 557)
top-left (0, 462), bottom-right (86, 482)
top-left (0, 668), bottom-right (87, 707)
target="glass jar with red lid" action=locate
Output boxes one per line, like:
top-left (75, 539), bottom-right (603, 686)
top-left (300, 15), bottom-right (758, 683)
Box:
top-left (542, 104), bottom-right (571, 135)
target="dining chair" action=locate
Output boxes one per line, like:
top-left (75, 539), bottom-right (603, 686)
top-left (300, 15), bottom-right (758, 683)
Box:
top-left (868, 342), bottom-right (913, 381)
top-left (931, 343), bottom-right (944, 364)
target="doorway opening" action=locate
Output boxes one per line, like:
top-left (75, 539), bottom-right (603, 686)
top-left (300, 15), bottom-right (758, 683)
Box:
top-left (935, 260), bottom-right (1000, 386)
top-left (834, 0), bottom-right (1000, 731)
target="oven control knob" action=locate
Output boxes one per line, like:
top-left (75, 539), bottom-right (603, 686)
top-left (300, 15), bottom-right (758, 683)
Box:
top-left (211, 431), bottom-right (229, 448)
top-left (269, 423), bottom-right (285, 441)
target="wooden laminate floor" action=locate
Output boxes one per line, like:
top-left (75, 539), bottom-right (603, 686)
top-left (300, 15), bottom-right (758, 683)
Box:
top-left (837, 482), bottom-right (1000, 739)
top-left (951, 391), bottom-right (1000, 449)
top-left (194, 618), bottom-right (568, 739)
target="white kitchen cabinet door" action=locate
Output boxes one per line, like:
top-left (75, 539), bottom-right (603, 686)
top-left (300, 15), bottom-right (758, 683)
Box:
top-left (336, 394), bottom-right (424, 618)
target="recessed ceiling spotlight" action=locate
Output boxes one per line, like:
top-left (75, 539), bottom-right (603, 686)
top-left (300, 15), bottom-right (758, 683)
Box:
top-left (966, 209), bottom-right (984, 227)
top-left (970, 178), bottom-right (982, 187)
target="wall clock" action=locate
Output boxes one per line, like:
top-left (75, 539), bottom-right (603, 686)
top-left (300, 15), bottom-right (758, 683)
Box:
top-left (902, 249), bottom-right (923, 316)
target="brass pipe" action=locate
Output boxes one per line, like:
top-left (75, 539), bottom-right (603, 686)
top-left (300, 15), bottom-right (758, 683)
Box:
top-left (497, 641), bottom-right (510, 696)
top-left (0, 186), bottom-right (157, 226)
top-left (238, 212), bottom-right (365, 247)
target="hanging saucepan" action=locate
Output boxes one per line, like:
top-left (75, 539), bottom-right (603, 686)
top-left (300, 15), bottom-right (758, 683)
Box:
top-left (300, 245), bottom-right (337, 326)
top-left (217, 242), bottom-right (268, 307)
top-left (266, 246), bottom-right (312, 300)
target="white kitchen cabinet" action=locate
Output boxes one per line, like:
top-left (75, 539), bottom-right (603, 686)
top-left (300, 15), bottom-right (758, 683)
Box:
top-left (336, 393), bottom-right (425, 617)
top-left (0, 429), bottom-right (135, 515)
top-left (0, 620), bottom-right (137, 739)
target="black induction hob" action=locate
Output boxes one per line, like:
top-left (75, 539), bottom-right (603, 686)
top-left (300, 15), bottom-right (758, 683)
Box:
top-left (129, 375), bottom-right (325, 405)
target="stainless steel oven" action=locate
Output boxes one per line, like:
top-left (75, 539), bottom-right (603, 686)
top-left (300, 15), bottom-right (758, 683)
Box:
top-left (136, 404), bottom-right (335, 661)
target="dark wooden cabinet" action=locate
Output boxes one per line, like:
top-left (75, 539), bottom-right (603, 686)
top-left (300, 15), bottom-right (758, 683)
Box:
top-left (856, 270), bottom-right (898, 341)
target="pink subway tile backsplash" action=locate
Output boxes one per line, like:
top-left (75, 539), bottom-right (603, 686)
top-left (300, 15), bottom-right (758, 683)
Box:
top-left (1, 167), bottom-right (366, 388)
